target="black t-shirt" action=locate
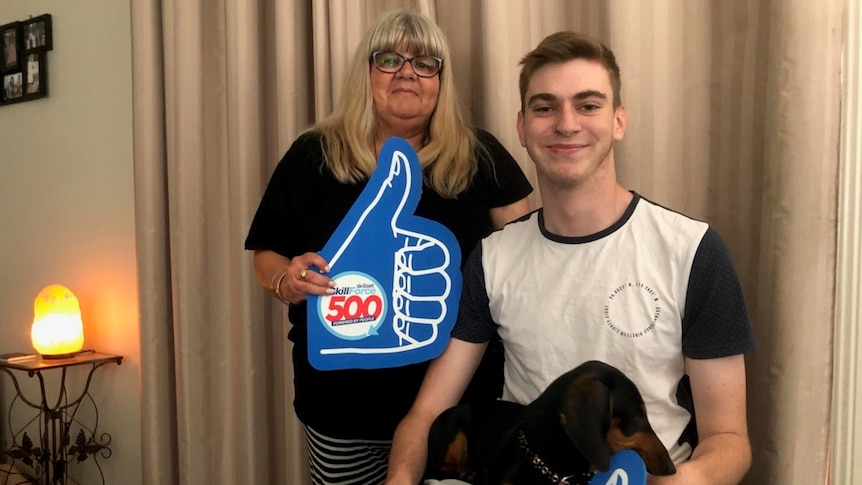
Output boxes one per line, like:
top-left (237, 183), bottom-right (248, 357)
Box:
top-left (245, 129), bottom-right (533, 439)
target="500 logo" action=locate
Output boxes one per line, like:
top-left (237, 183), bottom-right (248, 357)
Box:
top-left (318, 272), bottom-right (387, 339)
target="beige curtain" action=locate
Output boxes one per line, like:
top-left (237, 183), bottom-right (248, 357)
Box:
top-left (131, 1), bottom-right (843, 484)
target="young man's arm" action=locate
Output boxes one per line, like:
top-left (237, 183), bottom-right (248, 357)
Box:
top-left (650, 354), bottom-right (752, 485)
top-left (385, 338), bottom-right (488, 485)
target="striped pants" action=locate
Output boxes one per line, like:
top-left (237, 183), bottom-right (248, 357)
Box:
top-left (305, 425), bottom-right (391, 485)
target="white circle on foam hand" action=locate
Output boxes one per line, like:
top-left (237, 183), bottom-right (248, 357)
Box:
top-left (317, 272), bottom-right (387, 340)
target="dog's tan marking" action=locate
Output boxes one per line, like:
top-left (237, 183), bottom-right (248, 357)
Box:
top-left (441, 430), bottom-right (469, 477)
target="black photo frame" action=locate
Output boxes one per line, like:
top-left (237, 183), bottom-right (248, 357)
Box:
top-left (22, 14), bottom-right (52, 51)
top-left (1, 22), bottom-right (21, 72)
top-left (22, 52), bottom-right (47, 100)
top-left (0, 14), bottom-right (51, 106)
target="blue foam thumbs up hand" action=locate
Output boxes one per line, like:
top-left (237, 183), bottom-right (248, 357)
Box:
top-left (307, 137), bottom-right (462, 370)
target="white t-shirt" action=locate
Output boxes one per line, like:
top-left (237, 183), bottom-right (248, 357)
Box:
top-left (453, 193), bottom-right (756, 463)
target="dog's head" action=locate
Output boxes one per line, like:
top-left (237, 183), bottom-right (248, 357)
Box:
top-left (557, 360), bottom-right (677, 476)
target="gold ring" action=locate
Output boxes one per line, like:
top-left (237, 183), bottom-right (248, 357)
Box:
top-left (299, 269), bottom-right (308, 281)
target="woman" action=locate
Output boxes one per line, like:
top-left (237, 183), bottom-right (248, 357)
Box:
top-left (245, 9), bottom-right (532, 484)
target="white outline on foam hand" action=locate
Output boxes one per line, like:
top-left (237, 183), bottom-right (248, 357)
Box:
top-left (599, 470), bottom-right (629, 485)
top-left (321, 149), bottom-right (452, 355)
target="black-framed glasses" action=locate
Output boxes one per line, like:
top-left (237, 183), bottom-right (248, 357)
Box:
top-left (370, 51), bottom-right (443, 78)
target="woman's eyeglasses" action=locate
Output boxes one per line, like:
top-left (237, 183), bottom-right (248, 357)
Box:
top-left (370, 51), bottom-right (443, 78)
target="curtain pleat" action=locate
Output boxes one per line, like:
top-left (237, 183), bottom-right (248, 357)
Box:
top-left (131, 1), bottom-right (843, 483)
top-left (131, 0), bottom-right (180, 483)
top-left (270, 2), bottom-right (315, 483)
top-left (133, 0), bottom-right (301, 483)
top-left (225, 1), bottom-right (277, 483)
top-left (745, 1), bottom-right (842, 482)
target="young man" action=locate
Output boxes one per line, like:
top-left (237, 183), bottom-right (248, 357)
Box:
top-left (386, 31), bottom-right (756, 485)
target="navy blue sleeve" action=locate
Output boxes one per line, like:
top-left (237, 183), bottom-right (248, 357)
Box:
top-left (451, 243), bottom-right (498, 343)
top-left (682, 228), bottom-right (757, 358)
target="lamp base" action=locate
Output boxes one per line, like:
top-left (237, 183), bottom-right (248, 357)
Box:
top-left (40, 352), bottom-right (78, 360)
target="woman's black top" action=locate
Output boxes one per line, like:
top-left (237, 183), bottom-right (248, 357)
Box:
top-left (245, 129), bottom-right (533, 439)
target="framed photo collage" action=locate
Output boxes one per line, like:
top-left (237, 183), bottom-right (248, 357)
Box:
top-left (1, 14), bottom-right (52, 106)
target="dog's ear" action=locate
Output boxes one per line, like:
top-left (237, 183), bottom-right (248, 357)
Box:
top-left (559, 375), bottom-right (613, 471)
top-left (427, 407), bottom-right (473, 480)
top-left (440, 430), bottom-right (470, 478)
top-left (605, 403), bottom-right (677, 476)
top-left (604, 374), bottom-right (677, 476)
top-left (605, 411), bottom-right (676, 475)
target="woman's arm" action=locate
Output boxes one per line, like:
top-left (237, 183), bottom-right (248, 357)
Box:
top-left (489, 197), bottom-right (531, 229)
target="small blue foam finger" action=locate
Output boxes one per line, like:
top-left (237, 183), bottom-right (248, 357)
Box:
top-left (589, 450), bottom-right (647, 485)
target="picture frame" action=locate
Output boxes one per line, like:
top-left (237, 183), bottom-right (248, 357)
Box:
top-left (22, 52), bottom-right (47, 100)
top-left (0, 14), bottom-right (51, 106)
top-left (2, 71), bottom-right (24, 102)
top-left (1, 21), bottom-right (21, 72)
top-left (22, 14), bottom-right (52, 52)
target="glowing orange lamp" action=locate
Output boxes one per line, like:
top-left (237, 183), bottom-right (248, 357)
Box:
top-left (31, 284), bottom-right (85, 359)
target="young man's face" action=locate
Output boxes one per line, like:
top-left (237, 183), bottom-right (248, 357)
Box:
top-left (517, 59), bottom-right (627, 189)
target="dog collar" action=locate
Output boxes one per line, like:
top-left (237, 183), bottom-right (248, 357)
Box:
top-left (517, 429), bottom-right (595, 485)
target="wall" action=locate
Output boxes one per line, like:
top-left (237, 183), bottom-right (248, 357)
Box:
top-left (0, 1), bottom-right (141, 484)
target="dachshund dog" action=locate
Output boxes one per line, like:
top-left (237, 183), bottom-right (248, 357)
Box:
top-left (425, 360), bottom-right (676, 484)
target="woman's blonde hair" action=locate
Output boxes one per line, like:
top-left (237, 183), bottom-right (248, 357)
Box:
top-left (312, 9), bottom-right (479, 198)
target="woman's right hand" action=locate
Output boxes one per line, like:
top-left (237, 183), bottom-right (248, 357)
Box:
top-left (275, 252), bottom-right (335, 304)
top-left (253, 250), bottom-right (335, 305)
